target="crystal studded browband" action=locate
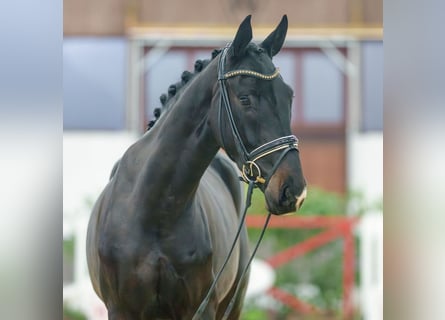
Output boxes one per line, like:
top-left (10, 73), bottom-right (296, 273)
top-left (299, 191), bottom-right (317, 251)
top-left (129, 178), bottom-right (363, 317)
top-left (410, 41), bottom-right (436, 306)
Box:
top-left (222, 67), bottom-right (280, 80)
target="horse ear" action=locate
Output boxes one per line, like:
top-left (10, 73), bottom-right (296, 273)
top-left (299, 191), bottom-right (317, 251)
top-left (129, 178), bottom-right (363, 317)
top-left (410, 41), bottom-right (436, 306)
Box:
top-left (261, 15), bottom-right (288, 57)
top-left (229, 15), bottom-right (252, 58)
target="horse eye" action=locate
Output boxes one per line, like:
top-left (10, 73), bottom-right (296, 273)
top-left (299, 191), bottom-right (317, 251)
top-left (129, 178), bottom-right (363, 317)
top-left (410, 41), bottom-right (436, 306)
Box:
top-left (239, 96), bottom-right (251, 106)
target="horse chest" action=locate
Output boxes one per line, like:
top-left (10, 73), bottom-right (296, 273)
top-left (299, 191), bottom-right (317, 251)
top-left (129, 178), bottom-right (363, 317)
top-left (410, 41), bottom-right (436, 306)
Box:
top-left (156, 212), bottom-right (214, 270)
top-left (117, 211), bottom-right (213, 272)
top-left (121, 218), bottom-right (214, 314)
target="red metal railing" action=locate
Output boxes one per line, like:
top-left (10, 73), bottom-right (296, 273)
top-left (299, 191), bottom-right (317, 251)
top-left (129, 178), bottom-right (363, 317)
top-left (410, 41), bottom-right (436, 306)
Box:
top-left (246, 215), bottom-right (359, 318)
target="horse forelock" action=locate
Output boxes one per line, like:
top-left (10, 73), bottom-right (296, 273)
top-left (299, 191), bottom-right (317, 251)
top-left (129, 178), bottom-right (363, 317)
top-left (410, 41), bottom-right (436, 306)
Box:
top-left (235, 42), bottom-right (276, 74)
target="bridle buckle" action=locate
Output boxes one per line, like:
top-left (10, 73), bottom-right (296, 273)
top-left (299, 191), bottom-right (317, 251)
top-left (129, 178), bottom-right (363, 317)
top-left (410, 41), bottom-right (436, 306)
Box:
top-left (241, 161), bottom-right (266, 184)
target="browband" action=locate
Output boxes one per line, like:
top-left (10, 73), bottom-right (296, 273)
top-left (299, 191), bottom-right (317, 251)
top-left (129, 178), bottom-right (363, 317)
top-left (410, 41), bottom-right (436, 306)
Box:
top-left (221, 68), bottom-right (280, 80)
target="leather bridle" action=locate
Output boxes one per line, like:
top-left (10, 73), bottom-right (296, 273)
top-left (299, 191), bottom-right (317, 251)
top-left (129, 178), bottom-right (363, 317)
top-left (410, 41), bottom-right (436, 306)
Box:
top-left (217, 45), bottom-right (300, 186)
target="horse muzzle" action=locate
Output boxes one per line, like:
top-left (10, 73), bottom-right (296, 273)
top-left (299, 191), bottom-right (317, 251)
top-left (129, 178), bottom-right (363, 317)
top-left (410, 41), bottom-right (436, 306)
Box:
top-left (264, 173), bottom-right (307, 215)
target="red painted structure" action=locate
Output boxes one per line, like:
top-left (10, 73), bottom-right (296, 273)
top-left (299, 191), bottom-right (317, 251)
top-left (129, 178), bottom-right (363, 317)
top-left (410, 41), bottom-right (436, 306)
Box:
top-left (246, 215), bottom-right (359, 318)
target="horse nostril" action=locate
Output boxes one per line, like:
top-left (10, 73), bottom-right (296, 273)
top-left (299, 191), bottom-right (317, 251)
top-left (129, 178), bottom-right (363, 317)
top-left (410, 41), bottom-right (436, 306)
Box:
top-left (279, 185), bottom-right (287, 204)
top-left (279, 185), bottom-right (296, 207)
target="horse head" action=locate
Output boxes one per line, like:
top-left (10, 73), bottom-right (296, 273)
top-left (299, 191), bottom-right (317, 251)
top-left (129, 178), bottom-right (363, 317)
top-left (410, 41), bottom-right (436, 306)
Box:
top-left (209, 15), bottom-right (307, 215)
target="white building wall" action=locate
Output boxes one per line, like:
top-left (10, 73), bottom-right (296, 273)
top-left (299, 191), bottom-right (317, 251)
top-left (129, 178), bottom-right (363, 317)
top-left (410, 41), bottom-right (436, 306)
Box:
top-left (348, 132), bottom-right (383, 207)
top-left (63, 131), bottom-right (138, 219)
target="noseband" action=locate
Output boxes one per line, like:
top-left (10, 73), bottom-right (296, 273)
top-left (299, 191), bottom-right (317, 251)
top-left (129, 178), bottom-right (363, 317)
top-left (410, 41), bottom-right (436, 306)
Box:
top-left (217, 45), bottom-right (299, 186)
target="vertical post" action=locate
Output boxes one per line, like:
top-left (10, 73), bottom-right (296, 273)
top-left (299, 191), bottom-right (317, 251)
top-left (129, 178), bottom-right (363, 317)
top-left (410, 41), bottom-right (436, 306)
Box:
top-left (343, 220), bottom-right (355, 318)
top-left (345, 40), bottom-right (361, 135)
top-left (126, 37), bottom-right (144, 133)
top-left (345, 40), bottom-right (362, 215)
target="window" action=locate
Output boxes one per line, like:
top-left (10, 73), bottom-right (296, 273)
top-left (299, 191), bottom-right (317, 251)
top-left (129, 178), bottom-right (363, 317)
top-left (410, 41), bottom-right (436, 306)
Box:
top-left (274, 51), bottom-right (298, 121)
top-left (63, 38), bottom-right (127, 130)
top-left (362, 41), bottom-right (383, 131)
top-left (302, 51), bottom-right (344, 124)
top-left (145, 50), bottom-right (188, 122)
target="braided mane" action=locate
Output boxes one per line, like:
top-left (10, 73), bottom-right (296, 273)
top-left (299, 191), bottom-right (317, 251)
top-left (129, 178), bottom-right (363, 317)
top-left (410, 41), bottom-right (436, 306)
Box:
top-left (146, 49), bottom-right (221, 131)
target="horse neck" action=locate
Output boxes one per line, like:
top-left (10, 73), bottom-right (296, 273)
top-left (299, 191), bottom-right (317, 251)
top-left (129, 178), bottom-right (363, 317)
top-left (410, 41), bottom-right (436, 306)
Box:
top-left (137, 61), bottom-right (220, 215)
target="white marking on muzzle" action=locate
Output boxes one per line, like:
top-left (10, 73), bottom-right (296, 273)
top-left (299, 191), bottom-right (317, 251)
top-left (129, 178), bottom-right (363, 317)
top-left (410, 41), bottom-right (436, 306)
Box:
top-left (296, 187), bottom-right (307, 210)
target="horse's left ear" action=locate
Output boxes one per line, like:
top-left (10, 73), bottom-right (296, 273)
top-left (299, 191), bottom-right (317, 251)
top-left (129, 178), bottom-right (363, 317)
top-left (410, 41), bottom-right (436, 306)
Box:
top-left (230, 15), bottom-right (253, 58)
top-left (261, 15), bottom-right (288, 58)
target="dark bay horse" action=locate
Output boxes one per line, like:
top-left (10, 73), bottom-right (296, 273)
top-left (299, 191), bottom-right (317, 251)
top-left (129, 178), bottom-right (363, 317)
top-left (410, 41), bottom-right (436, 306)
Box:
top-left (87, 15), bottom-right (307, 320)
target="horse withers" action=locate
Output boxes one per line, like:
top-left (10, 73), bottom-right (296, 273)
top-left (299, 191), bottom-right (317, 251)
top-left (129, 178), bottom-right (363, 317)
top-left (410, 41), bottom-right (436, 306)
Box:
top-left (87, 15), bottom-right (306, 320)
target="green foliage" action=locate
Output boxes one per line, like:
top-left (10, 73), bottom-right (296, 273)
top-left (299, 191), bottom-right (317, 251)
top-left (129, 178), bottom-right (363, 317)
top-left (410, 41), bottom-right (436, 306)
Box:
top-left (63, 237), bottom-right (75, 259)
top-left (297, 188), bottom-right (346, 216)
top-left (247, 186), bottom-right (347, 217)
top-left (63, 304), bottom-right (87, 320)
top-left (241, 304), bottom-right (270, 320)
top-left (245, 186), bottom-right (352, 316)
